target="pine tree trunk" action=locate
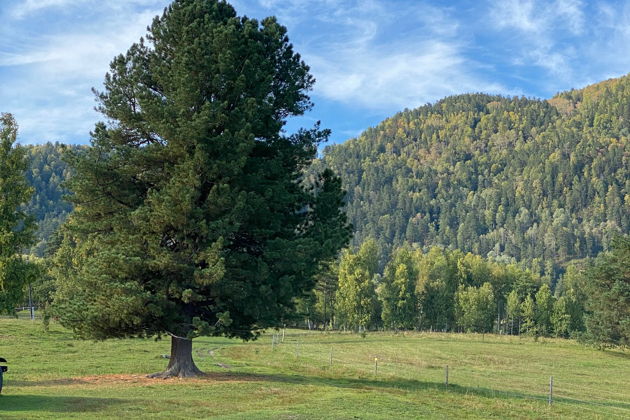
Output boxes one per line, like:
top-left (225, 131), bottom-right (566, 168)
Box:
top-left (149, 336), bottom-right (204, 378)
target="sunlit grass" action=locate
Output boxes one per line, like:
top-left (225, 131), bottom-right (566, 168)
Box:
top-left (0, 319), bottom-right (628, 419)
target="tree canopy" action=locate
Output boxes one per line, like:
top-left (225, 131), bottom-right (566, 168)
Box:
top-left (0, 114), bottom-right (37, 314)
top-left (335, 239), bottom-right (380, 331)
top-left (584, 236), bottom-right (630, 347)
top-left (51, 0), bottom-right (350, 377)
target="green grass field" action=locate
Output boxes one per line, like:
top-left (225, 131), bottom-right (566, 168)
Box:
top-left (0, 318), bottom-right (628, 419)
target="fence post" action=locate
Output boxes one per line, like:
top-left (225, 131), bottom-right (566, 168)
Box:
top-left (29, 284), bottom-right (34, 320)
top-left (549, 376), bottom-right (553, 405)
top-left (445, 365), bottom-right (449, 387)
top-left (374, 358), bottom-right (378, 376)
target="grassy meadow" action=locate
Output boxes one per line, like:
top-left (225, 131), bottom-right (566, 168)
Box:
top-left (0, 318), bottom-right (628, 419)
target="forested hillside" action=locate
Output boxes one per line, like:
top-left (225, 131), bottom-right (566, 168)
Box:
top-left (20, 78), bottom-right (630, 272)
top-left (319, 76), bottom-right (630, 280)
top-left (24, 143), bottom-right (73, 256)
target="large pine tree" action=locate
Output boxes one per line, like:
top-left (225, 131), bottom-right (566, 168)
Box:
top-left (52, 0), bottom-right (350, 377)
top-left (0, 114), bottom-right (37, 313)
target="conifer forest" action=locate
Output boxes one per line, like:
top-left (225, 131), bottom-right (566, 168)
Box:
top-left (0, 1), bottom-right (628, 418)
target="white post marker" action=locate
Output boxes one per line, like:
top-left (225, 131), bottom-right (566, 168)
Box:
top-left (29, 284), bottom-right (34, 320)
top-left (374, 357), bottom-right (378, 376)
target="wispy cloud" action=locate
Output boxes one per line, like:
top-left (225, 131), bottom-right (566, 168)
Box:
top-left (0, 1), bottom-right (167, 143)
top-left (489, 0), bottom-right (585, 78)
top-left (253, 0), bottom-right (507, 111)
top-left (3, 10), bottom-right (160, 78)
top-left (588, 1), bottom-right (630, 78)
top-left (490, 0), bottom-right (585, 36)
top-left (3, 0), bottom-right (630, 144)
top-left (487, 0), bottom-right (630, 90)
top-left (9, 0), bottom-right (165, 19)
top-left (9, 0), bottom-right (86, 19)
top-left (308, 42), bottom-right (507, 111)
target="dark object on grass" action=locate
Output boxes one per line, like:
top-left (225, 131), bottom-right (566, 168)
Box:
top-left (0, 357), bottom-right (7, 394)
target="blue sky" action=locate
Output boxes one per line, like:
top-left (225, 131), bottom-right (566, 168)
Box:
top-left (2, 0), bottom-right (630, 146)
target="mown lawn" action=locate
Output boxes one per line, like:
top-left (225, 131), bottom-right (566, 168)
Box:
top-left (0, 319), bottom-right (628, 419)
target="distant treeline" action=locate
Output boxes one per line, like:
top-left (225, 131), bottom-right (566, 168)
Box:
top-left (294, 236), bottom-right (629, 347)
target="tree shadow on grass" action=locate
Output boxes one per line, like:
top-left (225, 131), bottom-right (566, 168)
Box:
top-left (0, 394), bottom-right (130, 413)
top-left (602, 349), bottom-right (630, 360)
top-left (9, 378), bottom-right (89, 387)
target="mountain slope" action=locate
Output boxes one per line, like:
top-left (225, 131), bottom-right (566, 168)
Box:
top-left (319, 77), bottom-right (630, 279)
top-left (24, 143), bottom-right (73, 256)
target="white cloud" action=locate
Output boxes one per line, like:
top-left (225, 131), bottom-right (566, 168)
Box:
top-left (7, 0), bottom-right (629, 145)
top-left (2, 0), bottom-right (514, 143)
top-left (491, 0), bottom-right (584, 36)
top-left (489, 0), bottom-right (585, 78)
top-left (9, 0), bottom-right (165, 18)
top-left (492, 0), bottom-right (538, 33)
top-left (248, 0), bottom-right (508, 111)
top-left (584, 2), bottom-right (630, 80)
top-left (13, 10), bottom-right (160, 79)
top-left (1, 3), bottom-right (167, 143)
top-left (308, 41), bottom-right (507, 111)
top-left (9, 0), bottom-right (86, 19)
top-left (486, 0), bottom-right (630, 91)
top-left (556, 0), bottom-right (585, 34)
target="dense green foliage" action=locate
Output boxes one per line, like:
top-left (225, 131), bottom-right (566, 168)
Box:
top-left (51, 0), bottom-right (349, 365)
top-left (24, 143), bottom-right (73, 256)
top-left (334, 239), bottom-right (380, 331)
top-left (0, 114), bottom-right (38, 313)
top-left (319, 77), bottom-right (630, 279)
top-left (455, 282), bottom-right (495, 333)
top-left (379, 245), bottom-right (418, 329)
top-left (584, 236), bottom-right (630, 347)
top-left (300, 241), bottom-right (586, 337)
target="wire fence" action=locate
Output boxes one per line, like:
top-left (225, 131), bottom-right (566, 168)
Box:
top-left (263, 331), bottom-right (630, 418)
top-left (0, 307), bottom-right (41, 320)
